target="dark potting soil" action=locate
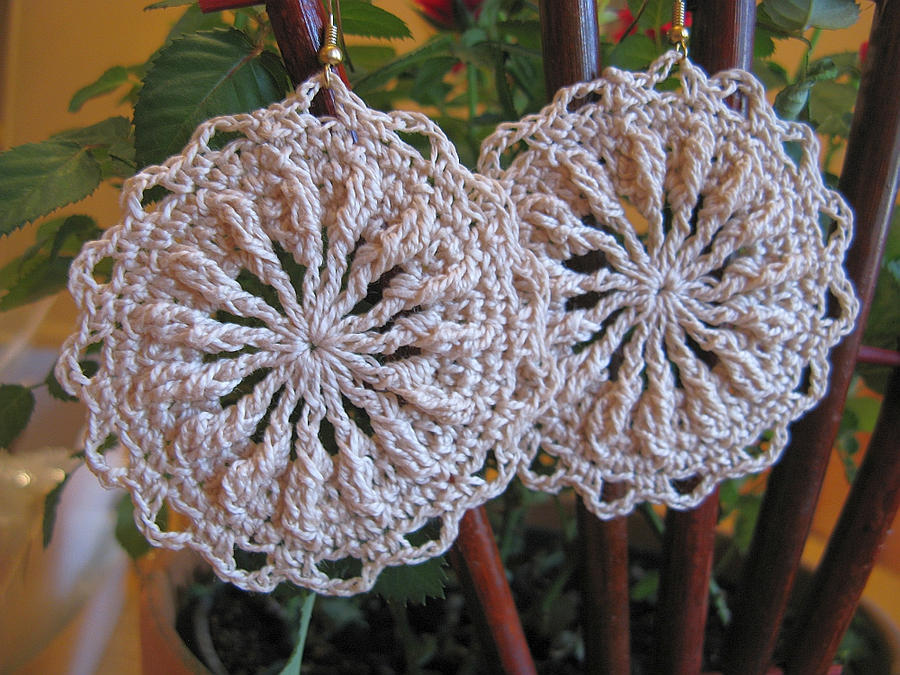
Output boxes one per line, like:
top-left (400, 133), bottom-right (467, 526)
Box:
top-left (175, 528), bottom-right (887, 674)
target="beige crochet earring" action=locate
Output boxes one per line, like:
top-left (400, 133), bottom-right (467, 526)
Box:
top-left (56, 12), bottom-right (550, 595)
top-left (478, 3), bottom-right (858, 518)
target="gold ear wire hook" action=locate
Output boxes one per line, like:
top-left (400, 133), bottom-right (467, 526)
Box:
top-left (318, 0), bottom-right (344, 88)
top-left (668, 0), bottom-right (689, 56)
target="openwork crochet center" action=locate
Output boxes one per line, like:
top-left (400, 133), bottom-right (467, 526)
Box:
top-left (479, 52), bottom-right (858, 518)
top-left (57, 75), bottom-right (549, 594)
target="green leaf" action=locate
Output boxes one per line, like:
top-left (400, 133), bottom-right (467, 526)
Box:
top-left (133, 28), bottom-right (290, 168)
top-left (607, 34), bottom-right (660, 71)
top-left (733, 494), bottom-right (763, 554)
top-left (115, 493), bottom-right (157, 559)
top-left (162, 3), bottom-right (228, 43)
top-left (45, 366), bottom-right (78, 403)
top-left (759, 0), bottom-right (860, 32)
top-left (755, 27), bottom-right (778, 59)
top-left (0, 141), bottom-right (100, 236)
top-left (346, 45), bottom-right (397, 73)
top-left (0, 255), bottom-right (72, 310)
top-left (42, 470), bottom-right (72, 547)
top-left (69, 67), bottom-right (131, 112)
top-left (0, 384), bottom-right (36, 449)
top-left (54, 116), bottom-right (133, 149)
top-left (754, 58), bottom-right (790, 90)
top-left (809, 79), bottom-right (858, 136)
top-left (0, 215), bottom-right (100, 311)
top-left (630, 570), bottom-right (659, 602)
top-left (352, 34), bottom-right (455, 97)
top-left (372, 557), bottom-right (447, 605)
top-left (145, 0), bottom-right (196, 8)
top-left (626, 0), bottom-right (669, 34)
top-left (341, 0), bottom-right (411, 39)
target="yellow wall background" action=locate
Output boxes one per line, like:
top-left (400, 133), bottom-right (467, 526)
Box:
top-left (2, 0), bottom-right (897, 632)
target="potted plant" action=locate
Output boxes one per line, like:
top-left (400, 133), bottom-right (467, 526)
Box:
top-left (1, 0), bottom-right (897, 672)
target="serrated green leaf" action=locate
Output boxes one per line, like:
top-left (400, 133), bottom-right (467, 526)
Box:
top-left (133, 28), bottom-right (290, 168)
top-left (372, 557), bottom-right (447, 605)
top-left (755, 27), bottom-right (778, 59)
top-left (759, 0), bottom-right (860, 32)
top-left (69, 66), bottom-right (131, 112)
top-left (45, 367), bottom-right (78, 403)
top-left (42, 470), bottom-right (72, 547)
top-left (341, 0), bottom-right (411, 39)
top-left (0, 384), bottom-right (36, 449)
top-left (53, 116), bottom-right (133, 149)
top-left (0, 141), bottom-right (101, 236)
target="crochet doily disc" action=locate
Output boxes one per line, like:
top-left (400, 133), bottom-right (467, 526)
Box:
top-left (479, 51), bottom-right (858, 518)
top-left (58, 74), bottom-right (549, 595)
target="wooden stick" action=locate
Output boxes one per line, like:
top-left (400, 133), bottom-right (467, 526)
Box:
top-left (537, 3), bottom-right (632, 673)
top-left (450, 507), bottom-right (537, 675)
top-left (577, 498), bottom-right (631, 674)
top-left (652, 3), bottom-right (754, 672)
top-left (857, 344), bottom-right (900, 367)
top-left (722, 0), bottom-right (900, 672)
top-left (653, 493), bottom-right (719, 674)
top-left (199, 0), bottom-right (261, 11)
top-left (785, 366), bottom-right (900, 673)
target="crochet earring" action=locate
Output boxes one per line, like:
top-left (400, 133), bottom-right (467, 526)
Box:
top-left (56, 4), bottom-right (550, 596)
top-left (478, 2), bottom-right (858, 518)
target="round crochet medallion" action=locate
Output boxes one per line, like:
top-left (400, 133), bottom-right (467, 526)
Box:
top-left (58, 74), bottom-right (550, 594)
top-left (479, 52), bottom-right (858, 517)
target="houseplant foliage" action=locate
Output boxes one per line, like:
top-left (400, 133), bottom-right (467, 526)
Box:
top-left (0, 0), bottom-right (895, 671)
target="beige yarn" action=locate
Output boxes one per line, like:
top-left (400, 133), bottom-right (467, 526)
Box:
top-left (479, 51), bottom-right (859, 518)
top-left (57, 73), bottom-right (550, 595)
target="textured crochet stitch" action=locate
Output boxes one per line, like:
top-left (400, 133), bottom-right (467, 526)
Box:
top-left (479, 51), bottom-right (859, 518)
top-left (57, 73), bottom-right (551, 595)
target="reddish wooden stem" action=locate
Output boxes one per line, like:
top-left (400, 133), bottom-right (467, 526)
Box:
top-left (199, 0), bottom-right (260, 11)
top-left (577, 499), bottom-right (631, 674)
top-left (653, 492), bottom-right (720, 675)
top-left (450, 507), bottom-right (537, 675)
top-left (722, 1), bottom-right (900, 672)
top-left (785, 366), bottom-right (900, 673)
top-left (857, 344), bottom-right (900, 367)
top-left (652, 3), bottom-right (754, 672)
top-left (538, 3), bottom-right (631, 673)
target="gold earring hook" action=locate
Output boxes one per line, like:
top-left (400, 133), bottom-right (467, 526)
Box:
top-left (318, 0), bottom-right (344, 88)
top-left (668, 0), bottom-right (689, 56)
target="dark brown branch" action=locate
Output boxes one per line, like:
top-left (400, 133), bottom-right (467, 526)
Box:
top-left (722, 0), bottom-right (900, 672)
top-left (652, 3), bottom-right (754, 673)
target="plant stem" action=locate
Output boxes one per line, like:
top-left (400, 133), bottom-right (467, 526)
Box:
top-left (278, 591), bottom-right (316, 675)
top-left (388, 600), bottom-right (424, 675)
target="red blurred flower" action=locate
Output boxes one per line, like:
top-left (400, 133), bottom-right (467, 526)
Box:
top-left (859, 40), bottom-right (869, 65)
top-left (610, 7), bottom-right (693, 43)
top-left (611, 8), bottom-right (638, 42)
top-left (412, 0), bottom-right (483, 29)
